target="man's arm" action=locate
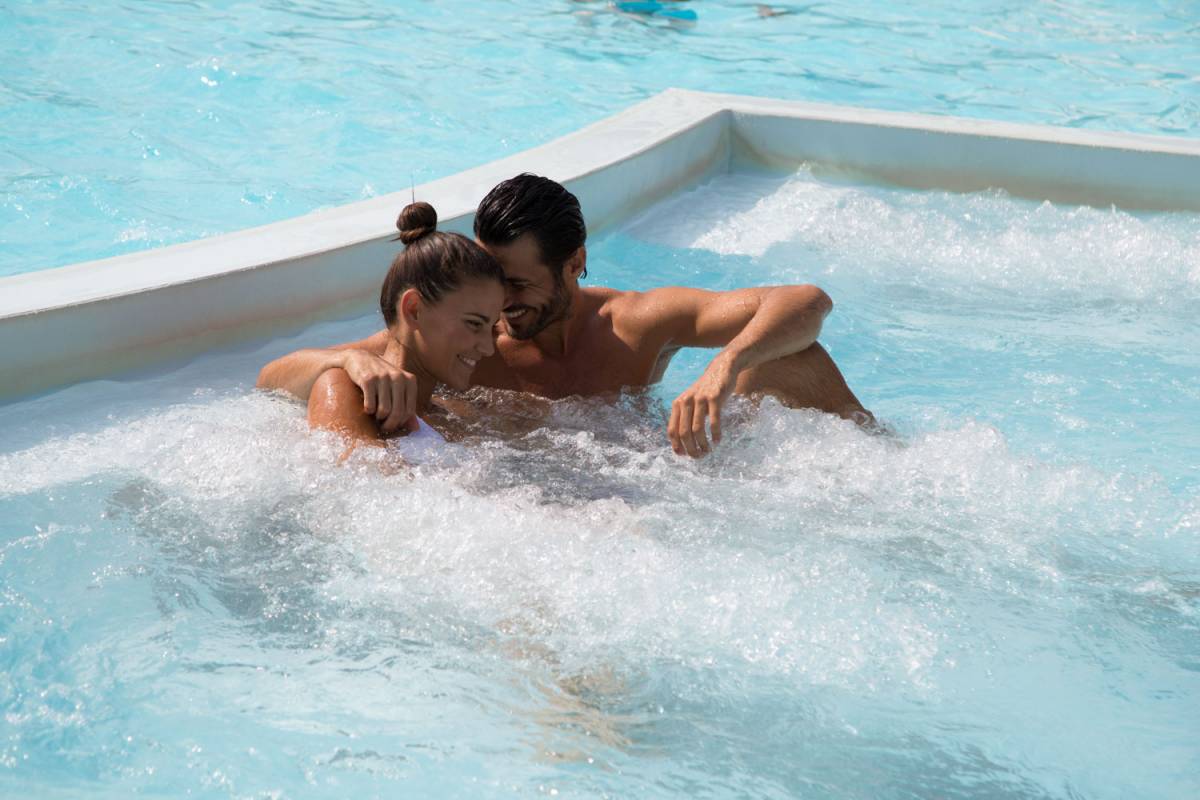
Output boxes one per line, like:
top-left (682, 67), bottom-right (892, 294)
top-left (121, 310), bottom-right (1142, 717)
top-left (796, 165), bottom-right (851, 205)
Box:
top-left (625, 284), bottom-right (832, 457)
top-left (256, 330), bottom-right (418, 433)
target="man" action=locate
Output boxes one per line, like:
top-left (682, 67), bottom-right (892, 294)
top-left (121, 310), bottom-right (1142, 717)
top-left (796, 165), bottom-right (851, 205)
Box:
top-left (257, 174), bottom-right (869, 457)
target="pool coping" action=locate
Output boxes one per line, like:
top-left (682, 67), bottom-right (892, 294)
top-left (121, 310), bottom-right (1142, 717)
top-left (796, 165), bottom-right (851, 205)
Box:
top-left (2, 88), bottom-right (1198, 401)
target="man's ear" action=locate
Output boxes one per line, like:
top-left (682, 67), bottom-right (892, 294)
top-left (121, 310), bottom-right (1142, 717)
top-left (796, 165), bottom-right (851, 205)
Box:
top-left (399, 288), bottom-right (423, 324)
top-left (565, 246), bottom-right (587, 281)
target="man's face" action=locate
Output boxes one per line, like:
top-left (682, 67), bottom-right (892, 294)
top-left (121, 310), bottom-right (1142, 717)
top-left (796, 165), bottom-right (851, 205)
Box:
top-left (479, 233), bottom-right (572, 340)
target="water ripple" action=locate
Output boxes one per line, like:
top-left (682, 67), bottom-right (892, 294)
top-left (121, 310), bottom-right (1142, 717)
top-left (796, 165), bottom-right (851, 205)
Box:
top-left (2, 0), bottom-right (1199, 275)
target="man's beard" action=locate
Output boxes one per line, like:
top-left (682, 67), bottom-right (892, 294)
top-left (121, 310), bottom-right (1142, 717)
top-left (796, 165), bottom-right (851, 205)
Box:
top-left (504, 282), bottom-right (572, 341)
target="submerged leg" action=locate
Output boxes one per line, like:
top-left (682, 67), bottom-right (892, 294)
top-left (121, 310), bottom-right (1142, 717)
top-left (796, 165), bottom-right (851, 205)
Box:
top-left (734, 343), bottom-right (874, 424)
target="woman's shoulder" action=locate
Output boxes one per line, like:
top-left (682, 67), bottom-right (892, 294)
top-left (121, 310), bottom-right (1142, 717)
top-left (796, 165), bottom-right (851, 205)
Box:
top-left (311, 367), bottom-right (362, 403)
top-left (308, 368), bottom-right (382, 444)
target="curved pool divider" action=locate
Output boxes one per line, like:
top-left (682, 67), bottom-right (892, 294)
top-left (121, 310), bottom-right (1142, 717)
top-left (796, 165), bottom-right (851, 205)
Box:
top-left (2, 88), bottom-right (1198, 402)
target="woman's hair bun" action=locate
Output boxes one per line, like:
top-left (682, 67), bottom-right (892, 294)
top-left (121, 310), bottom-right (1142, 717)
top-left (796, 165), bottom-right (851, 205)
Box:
top-left (396, 201), bottom-right (437, 245)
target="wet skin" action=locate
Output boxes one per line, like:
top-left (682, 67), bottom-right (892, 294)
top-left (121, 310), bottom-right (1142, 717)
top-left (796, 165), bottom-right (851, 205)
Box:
top-left (307, 279), bottom-right (505, 450)
top-left (260, 234), bottom-right (868, 457)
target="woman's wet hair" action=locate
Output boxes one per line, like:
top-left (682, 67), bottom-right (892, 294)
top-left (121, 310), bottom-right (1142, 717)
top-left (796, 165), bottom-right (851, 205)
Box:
top-left (380, 201), bottom-right (505, 327)
top-left (474, 173), bottom-right (587, 278)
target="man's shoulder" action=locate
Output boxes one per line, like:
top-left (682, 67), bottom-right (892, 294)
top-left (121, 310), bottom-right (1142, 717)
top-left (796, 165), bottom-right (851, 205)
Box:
top-left (586, 286), bottom-right (687, 344)
top-left (590, 285), bottom-right (699, 322)
top-left (586, 286), bottom-right (651, 328)
top-left (586, 285), bottom-right (651, 315)
top-left (584, 285), bottom-right (631, 303)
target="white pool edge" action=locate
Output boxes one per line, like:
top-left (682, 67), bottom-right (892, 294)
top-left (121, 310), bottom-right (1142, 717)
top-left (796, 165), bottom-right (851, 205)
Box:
top-left (2, 88), bottom-right (1198, 401)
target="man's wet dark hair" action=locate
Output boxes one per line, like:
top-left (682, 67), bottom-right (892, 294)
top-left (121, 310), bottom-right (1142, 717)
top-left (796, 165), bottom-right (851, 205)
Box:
top-left (380, 201), bottom-right (504, 327)
top-left (474, 174), bottom-right (588, 278)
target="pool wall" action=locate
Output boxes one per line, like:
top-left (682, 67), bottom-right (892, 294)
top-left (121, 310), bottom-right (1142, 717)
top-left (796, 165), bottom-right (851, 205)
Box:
top-left (2, 89), bottom-right (1198, 401)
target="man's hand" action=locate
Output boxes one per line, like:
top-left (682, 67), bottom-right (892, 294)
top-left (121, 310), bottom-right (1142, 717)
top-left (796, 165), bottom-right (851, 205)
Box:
top-left (340, 350), bottom-right (419, 434)
top-left (625, 284), bottom-right (832, 456)
top-left (668, 353), bottom-right (737, 458)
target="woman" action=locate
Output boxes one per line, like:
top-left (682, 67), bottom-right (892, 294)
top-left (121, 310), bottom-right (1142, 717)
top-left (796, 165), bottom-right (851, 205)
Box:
top-left (308, 201), bottom-right (505, 456)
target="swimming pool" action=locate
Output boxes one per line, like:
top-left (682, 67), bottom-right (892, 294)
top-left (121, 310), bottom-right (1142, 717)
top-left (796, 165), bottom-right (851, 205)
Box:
top-left (2, 168), bottom-right (1197, 797)
top-left (2, 0), bottom-right (1198, 276)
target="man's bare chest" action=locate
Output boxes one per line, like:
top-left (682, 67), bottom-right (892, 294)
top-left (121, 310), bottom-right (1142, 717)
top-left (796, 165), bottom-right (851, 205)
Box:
top-left (476, 335), bottom-right (667, 399)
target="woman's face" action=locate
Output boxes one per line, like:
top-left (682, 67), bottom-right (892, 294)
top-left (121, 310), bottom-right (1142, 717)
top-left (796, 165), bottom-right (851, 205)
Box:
top-left (410, 278), bottom-right (504, 390)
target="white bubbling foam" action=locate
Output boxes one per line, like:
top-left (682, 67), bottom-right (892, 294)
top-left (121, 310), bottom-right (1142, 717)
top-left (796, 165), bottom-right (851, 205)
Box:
top-left (2, 392), bottom-right (1192, 695)
top-left (628, 170), bottom-right (1200, 306)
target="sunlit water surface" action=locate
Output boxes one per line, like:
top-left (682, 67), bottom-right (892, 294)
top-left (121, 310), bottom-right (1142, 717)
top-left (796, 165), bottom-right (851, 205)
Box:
top-left (2, 171), bottom-right (1198, 797)
top-left (3, 0), bottom-right (1199, 275)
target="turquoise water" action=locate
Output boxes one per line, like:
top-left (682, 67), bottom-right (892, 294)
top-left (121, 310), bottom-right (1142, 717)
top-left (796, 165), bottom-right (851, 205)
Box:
top-left (2, 0), bottom-right (1199, 276)
top-left (2, 170), bottom-right (1197, 797)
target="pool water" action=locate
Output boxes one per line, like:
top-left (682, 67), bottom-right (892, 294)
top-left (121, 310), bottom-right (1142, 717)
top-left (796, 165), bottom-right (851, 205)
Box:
top-left (2, 170), bottom-right (1197, 797)
top-left (3, 0), bottom-right (1199, 276)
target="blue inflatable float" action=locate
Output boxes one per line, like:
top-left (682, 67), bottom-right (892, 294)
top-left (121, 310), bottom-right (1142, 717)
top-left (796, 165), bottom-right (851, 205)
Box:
top-left (615, 1), bottom-right (698, 21)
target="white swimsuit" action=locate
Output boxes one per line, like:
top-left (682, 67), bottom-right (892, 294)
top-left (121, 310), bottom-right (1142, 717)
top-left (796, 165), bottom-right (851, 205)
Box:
top-left (390, 417), bottom-right (449, 464)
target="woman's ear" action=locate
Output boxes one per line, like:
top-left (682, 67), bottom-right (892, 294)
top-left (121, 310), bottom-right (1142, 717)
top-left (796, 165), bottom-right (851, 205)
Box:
top-left (399, 288), bottom-right (423, 325)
